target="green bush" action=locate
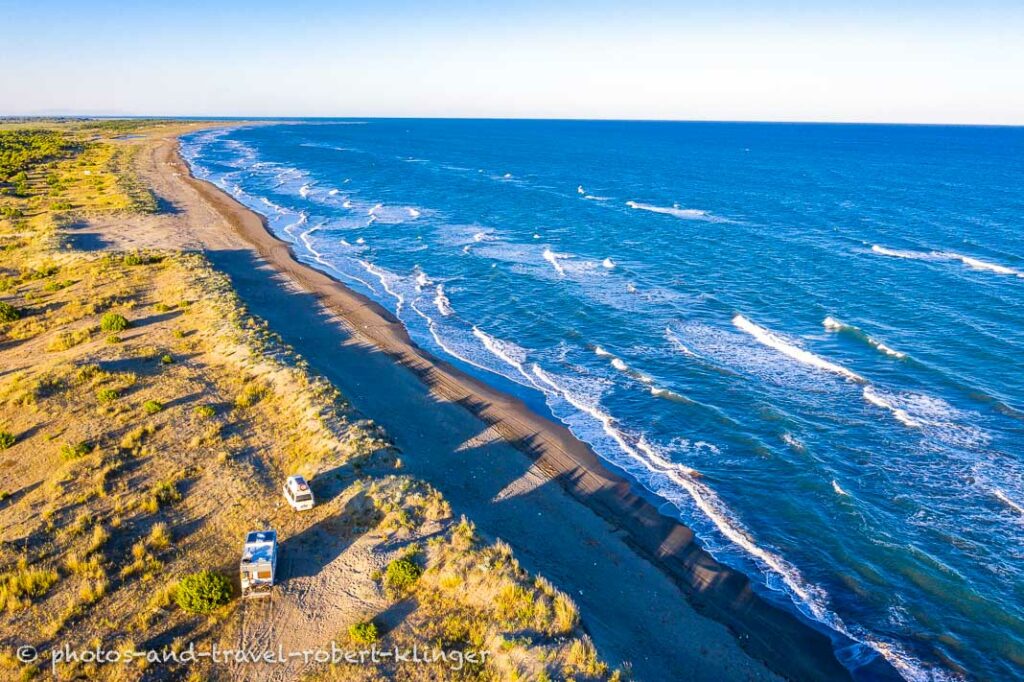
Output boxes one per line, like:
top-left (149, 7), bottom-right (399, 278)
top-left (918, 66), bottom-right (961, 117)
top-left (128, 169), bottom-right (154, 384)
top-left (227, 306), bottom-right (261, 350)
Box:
top-left (383, 556), bottom-right (422, 595)
top-left (174, 570), bottom-right (232, 613)
top-left (193, 405), bottom-right (216, 419)
top-left (60, 441), bottom-right (90, 461)
top-left (100, 313), bottom-right (129, 332)
top-left (0, 301), bottom-right (20, 323)
top-left (143, 400), bottom-right (163, 415)
top-left (348, 620), bottom-right (379, 645)
top-left (151, 480), bottom-right (181, 505)
top-left (0, 431), bottom-right (15, 450)
top-left (96, 387), bottom-right (120, 403)
top-left (159, 354), bottom-right (173, 365)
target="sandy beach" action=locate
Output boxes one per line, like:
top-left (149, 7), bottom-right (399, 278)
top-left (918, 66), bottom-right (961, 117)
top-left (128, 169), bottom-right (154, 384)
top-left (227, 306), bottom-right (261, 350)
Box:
top-left (79, 124), bottom-right (882, 681)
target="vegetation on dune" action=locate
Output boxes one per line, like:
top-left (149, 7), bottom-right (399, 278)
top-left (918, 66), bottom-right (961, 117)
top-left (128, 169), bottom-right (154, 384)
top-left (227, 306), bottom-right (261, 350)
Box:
top-left (99, 312), bottom-right (129, 332)
top-left (0, 130), bottom-right (76, 190)
top-left (348, 620), bottom-right (380, 645)
top-left (174, 570), bottom-right (232, 614)
top-left (0, 301), bottom-right (20, 323)
top-left (0, 119), bottom-right (618, 682)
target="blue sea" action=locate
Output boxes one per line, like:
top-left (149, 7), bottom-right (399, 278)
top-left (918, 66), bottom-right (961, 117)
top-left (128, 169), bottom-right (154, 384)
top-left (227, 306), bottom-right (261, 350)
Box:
top-left (181, 120), bottom-right (1024, 681)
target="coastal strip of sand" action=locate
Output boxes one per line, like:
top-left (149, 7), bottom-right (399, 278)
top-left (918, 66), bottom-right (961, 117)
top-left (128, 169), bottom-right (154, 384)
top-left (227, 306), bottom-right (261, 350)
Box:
top-left (87, 124), bottom-right (891, 681)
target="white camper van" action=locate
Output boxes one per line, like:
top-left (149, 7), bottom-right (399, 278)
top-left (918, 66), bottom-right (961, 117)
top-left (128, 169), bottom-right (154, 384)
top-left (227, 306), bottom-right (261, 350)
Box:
top-left (240, 530), bottom-right (278, 598)
top-left (283, 475), bottom-right (315, 511)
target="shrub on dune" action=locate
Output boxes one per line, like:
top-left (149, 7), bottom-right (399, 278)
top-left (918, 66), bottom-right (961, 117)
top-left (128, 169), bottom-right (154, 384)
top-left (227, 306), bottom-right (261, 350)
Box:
top-left (174, 570), bottom-right (231, 614)
top-left (348, 620), bottom-right (379, 645)
top-left (384, 556), bottom-right (422, 595)
top-left (0, 301), bottom-right (20, 323)
top-left (100, 312), bottom-right (129, 332)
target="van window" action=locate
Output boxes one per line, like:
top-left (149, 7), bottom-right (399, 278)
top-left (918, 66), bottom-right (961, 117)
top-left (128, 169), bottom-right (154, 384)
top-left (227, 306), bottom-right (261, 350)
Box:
top-left (295, 494), bottom-right (313, 502)
top-left (257, 570), bottom-right (272, 580)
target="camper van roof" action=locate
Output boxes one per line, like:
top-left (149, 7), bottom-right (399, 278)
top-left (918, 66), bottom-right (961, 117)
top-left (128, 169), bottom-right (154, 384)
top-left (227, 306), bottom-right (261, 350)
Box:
top-left (242, 530), bottom-right (277, 564)
top-left (246, 530), bottom-right (277, 544)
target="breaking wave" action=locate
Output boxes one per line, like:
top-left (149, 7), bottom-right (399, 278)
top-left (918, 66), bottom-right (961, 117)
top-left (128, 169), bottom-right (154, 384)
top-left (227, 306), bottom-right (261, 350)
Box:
top-left (733, 315), bottom-right (864, 382)
top-left (872, 245), bottom-right (1024, 278)
top-left (626, 200), bottom-right (726, 223)
top-left (823, 316), bottom-right (907, 359)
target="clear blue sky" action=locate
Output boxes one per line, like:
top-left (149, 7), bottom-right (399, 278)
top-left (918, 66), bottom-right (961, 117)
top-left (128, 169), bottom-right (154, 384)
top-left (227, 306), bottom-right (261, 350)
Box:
top-left (2, 0), bottom-right (1022, 124)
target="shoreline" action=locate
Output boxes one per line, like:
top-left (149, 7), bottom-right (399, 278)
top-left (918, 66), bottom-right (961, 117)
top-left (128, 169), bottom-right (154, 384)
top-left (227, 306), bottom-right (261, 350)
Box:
top-left (168, 130), bottom-right (890, 681)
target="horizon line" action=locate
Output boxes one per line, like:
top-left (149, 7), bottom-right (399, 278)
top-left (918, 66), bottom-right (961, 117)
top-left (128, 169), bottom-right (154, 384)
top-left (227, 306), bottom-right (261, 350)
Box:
top-left (2, 113), bottom-right (1023, 129)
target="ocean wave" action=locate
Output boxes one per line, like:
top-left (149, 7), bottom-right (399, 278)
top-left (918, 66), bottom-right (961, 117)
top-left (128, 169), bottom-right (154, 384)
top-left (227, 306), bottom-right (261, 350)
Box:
top-left (665, 328), bottom-right (699, 357)
top-left (781, 433), bottom-right (806, 453)
top-left (364, 203), bottom-right (423, 224)
top-left (528, 364), bottom-right (845, 627)
top-left (650, 386), bottom-right (691, 403)
top-left (946, 252), bottom-right (1024, 277)
top-left (299, 183), bottom-right (313, 199)
top-left (872, 245), bottom-right (1024, 278)
top-left (626, 200), bottom-right (726, 223)
top-left (823, 316), bottom-right (907, 359)
top-left (532, 358), bottom-right (947, 679)
top-left (434, 285), bottom-right (453, 316)
top-left (359, 260), bottom-right (406, 315)
top-left (832, 480), bottom-right (850, 496)
top-left (862, 387), bottom-right (921, 428)
top-left (992, 489), bottom-right (1024, 515)
top-left (281, 211), bottom-right (309, 239)
top-left (471, 326), bottom-right (537, 388)
top-left (602, 257), bottom-right (616, 269)
top-left (733, 315), bottom-right (865, 382)
top-left (593, 346), bottom-right (657, 385)
top-left (542, 248), bottom-right (568, 276)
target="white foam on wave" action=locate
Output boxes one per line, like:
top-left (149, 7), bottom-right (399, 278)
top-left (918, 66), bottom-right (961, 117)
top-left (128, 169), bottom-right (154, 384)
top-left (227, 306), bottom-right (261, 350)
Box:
top-left (577, 185), bottom-right (585, 195)
top-left (281, 211), bottom-right (309, 239)
top-left (781, 433), bottom-right (806, 453)
top-left (363, 202), bottom-right (423, 224)
top-left (733, 315), bottom-right (864, 383)
top-left (823, 316), bottom-right (907, 360)
top-left (602, 257), bottom-right (616, 269)
top-left (328, 189), bottom-right (340, 196)
top-left (342, 200), bottom-right (353, 209)
top-left (528, 364), bottom-right (943, 680)
top-left (949, 253), bottom-right (1024, 277)
top-left (585, 195), bottom-right (611, 201)
top-left (871, 244), bottom-right (933, 260)
top-left (626, 200), bottom-right (725, 222)
top-left (472, 327), bottom-right (535, 386)
top-left (832, 480), bottom-right (850, 496)
top-left (665, 328), bottom-right (698, 358)
top-left (992, 489), bottom-right (1024, 515)
top-left (529, 364), bottom-right (835, 615)
top-left (298, 183), bottom-right (313, 199)
top-left (359, 260), bottom-right (405, 315)
top-left (434, 285), bottom-right (453, 317)
top-left (542, 248), bottom-right (567, 276)
top-left (872, 245), bottom-right (1024, 278)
